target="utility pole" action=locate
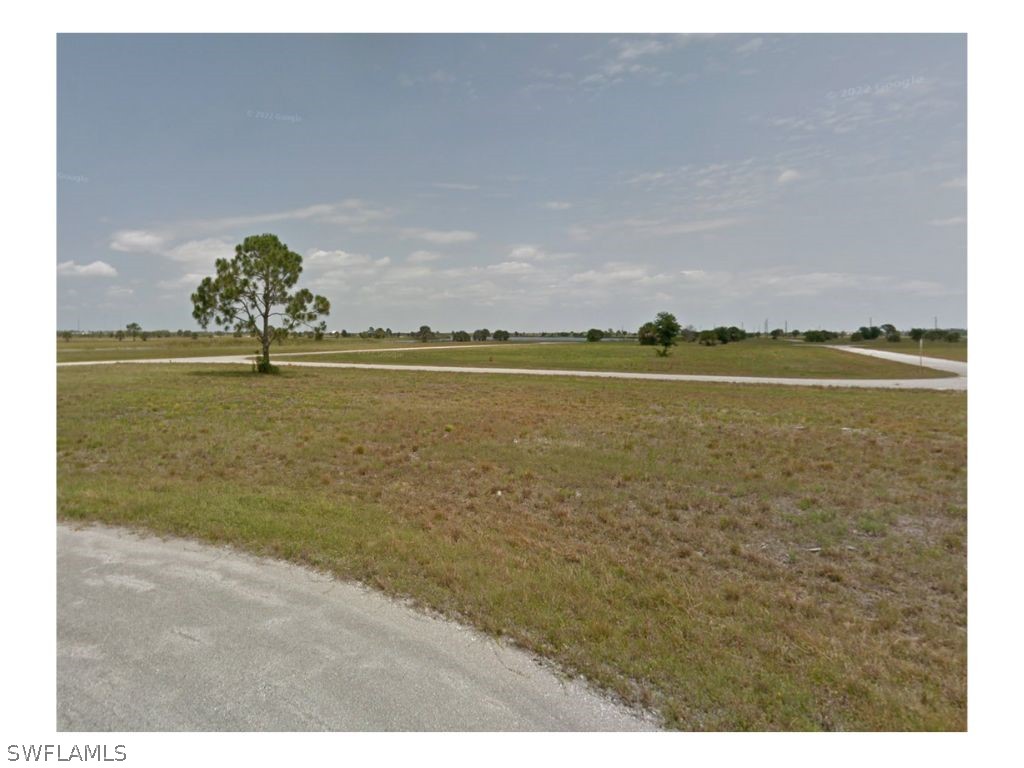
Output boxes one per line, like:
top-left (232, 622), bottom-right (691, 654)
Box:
top-left (784, 320), bottom-right (788, 334)
top-left (934, 316), bottom-right (938, 330)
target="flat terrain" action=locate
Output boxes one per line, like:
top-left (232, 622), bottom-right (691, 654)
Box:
top-left (58, 524), bottom-right (653, 731)
top-left (834, 337), bottom-right (968, 362)
top-left (285, 339), bottom-right (947, 379)
top-left (58, 364), bottom-right (967, 730)
top-left (56, 335), bottom-right (421, 363)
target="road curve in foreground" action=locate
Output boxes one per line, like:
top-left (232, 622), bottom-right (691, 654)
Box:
top-left (56, 349), bottom-right (966, 390)
top-left (58, 524), bottom-right (656, 732)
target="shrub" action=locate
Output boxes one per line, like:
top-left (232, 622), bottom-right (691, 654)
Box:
top-left (638, 322), bottom-right (658, 346)
top-left (586, 328), bottom-right (605, 342)
top-left (886, 331), bottom-right (901, 342)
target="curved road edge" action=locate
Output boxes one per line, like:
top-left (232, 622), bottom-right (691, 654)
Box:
top-left (58, 524), bottom-right (658, 731)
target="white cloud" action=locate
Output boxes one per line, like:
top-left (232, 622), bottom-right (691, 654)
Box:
top-left (110, 230), bottom-right (166, 253)
top-left (751, 270), bottom-right (865, 297)
top-left (165, 238), bottom-right (234, 267)
top-left (531, 35), bottom-right (692, 95)
top-left (402, 228), bottom-right (478, 244)
top-left (543, 201), bottom-right (573, 210)
top-left (432, 182), bottom-right (480, 191)
top-left (106, 285), bottom-right (134, 298)
top-left (157, 272), bottom-right (208, 291)
top-left (735, 37), bottom-right (764, 56)
top-left (777, 169), bottom-right (801, 185)
top-left (507, 245), bottom-right (575, 262)
top-left (569, 262), bottom-right (664, 287)
top-left (929, 216), bottom-right (966, 227)
top-left (303, 249), bottom-right (393, 292)
top-left (628, 217), bottom-right (740, 236)
top-left (57, 260), bottom-right (118, 277)
top-left (508, 245), bottom-right (544, 261)
top-left (399, 69), bottom-right (457, 87)
top-left (199, 199), bottom-right (391, 231)
top-left (613, 38), bottom-right (671, 61)
top-left (486, 261), bottom-right (535, 275)
top-left (665, 267), bottom-right (960, 301)
top-left (625, 170), bottom-right (674, 185)
top-left (110, 200), bottom-right (394, 255)
top-left (408, 250), bottom-right (442, 264)
top-left (940, 176), bottom-right (967, 189)
top-left (758, 75), bottom-right (952, 138)
top-left (307, 249), bottom-right (373, 268)
top-left (306, 249), bottom-right (391, 273)
top-left (318, 200), bottom-right (394, 228)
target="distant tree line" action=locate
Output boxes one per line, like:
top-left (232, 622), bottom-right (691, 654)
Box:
top-left (59, 321), bottom-right (964, 348)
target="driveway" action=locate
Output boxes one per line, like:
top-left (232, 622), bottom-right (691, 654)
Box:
top-left (57, 525), bottom-right (656, 731)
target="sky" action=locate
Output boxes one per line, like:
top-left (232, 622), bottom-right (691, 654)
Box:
top-left (56, 34), bottom-right (966, 333)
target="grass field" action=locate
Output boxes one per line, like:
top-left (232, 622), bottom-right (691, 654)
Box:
top-left (286, 338), bottom-right (948, 379)
top-left (56, 335), bottom-right (417, 363)
top-left (57, 364), bottom-right (967, 730)
top-left (834, 337), bottom-right (968, 362)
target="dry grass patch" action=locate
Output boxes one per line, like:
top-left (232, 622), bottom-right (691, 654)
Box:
top-left (58, 365), bottom-right (966, 730)
top-left (285, 338), bottom-right (948, 378)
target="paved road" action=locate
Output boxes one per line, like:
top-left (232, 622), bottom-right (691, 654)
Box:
top-left (824, 345), bottom-right (968, 376)
top-left (57, 347), bottom-right (966, 390)
top-left (58, 525), bottom-right (655, 731)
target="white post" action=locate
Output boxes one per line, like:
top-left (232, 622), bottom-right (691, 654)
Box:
top-left (919, 336), bottom-right (924, 366)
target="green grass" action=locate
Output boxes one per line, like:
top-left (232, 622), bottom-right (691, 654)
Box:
top-left (834, 337), bottom-right (968, 362)
top-left (285, 338), bottom-right (947, 378)
top-left (57, 364), bottom-right (966, 730)
top-left (57, 335), bottom-right (427, 363)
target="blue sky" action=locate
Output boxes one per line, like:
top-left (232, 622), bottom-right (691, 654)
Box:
top-left (57, 34), bottom-right (966, 332)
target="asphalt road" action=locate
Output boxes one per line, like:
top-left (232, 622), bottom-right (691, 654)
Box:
top-left (57, 525), bottom-right (656, 731)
